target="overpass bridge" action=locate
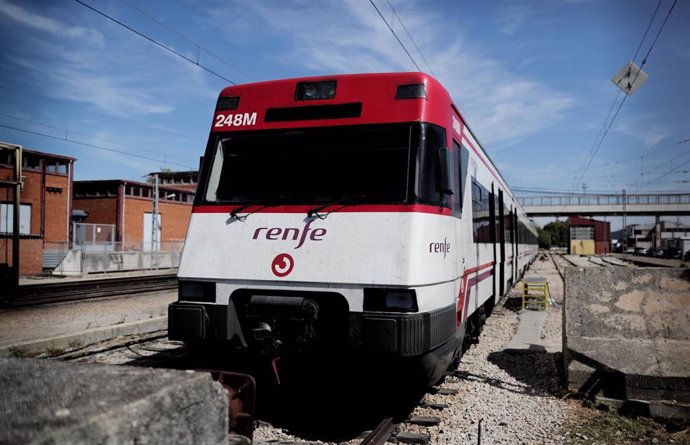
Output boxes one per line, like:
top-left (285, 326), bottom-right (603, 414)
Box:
top-left (517, 192), bottom-right (690, 217)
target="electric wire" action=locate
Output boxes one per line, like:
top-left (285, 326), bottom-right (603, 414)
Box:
top-left (118, 0), bottom-right (254, 82)
top-left (384, 0), bottom-right (436, 76)
top-left (641, 144), bottom-right (690, 182)
top-left (0, 123), bottom-right (196, 170)
top-left (638, 154), bottom-right (690, 189)
top-left (0, 86), bottom-right (197, 143)
top-left (571, 0), bottom-right (676, 193)
top-left (0, 112), bottom-right (193, 165)
top-left (368, 0), bottom-right (422, 71)
top-left (571, 0), bottom-right (663, 192)
top-left (73, 0), bottom-right (237, 85)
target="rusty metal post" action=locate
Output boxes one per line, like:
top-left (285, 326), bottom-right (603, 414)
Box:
top-left (12, 145), bottom-right (21, 290)
top-left (0, 143), bottom-right (22, 299)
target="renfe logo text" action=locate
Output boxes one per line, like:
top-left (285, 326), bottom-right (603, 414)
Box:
top-left (253, 220), bottom-right (327, 249)
top-left (429, 237), bottom-right (451, 259)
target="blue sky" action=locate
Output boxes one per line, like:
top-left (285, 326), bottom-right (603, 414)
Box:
top-left (0, 1), bottom-right (688, 216)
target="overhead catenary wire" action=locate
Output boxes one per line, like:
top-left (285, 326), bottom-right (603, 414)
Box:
top-left (640, 140), bottom-right (690, 182)
top-left (571, 0), bottom-right (665, 192)
top-left (638, 154), bottom-right (690, 189)
top-left (368, 0), bottom-right (422, 71)
top-left (384, 0), bottom-right (436, 76)
top-left (0, 112), bottom-right (193, 165)
top-left (0, 123), bottom-right (196, 170)
top-left (571, 0), bottom-right (677, 193)
top-left (118, 0), bottom-right (254, 82)
top-left (73, 0), bottom-right (237, 85)
top-left (0, 85), bottom-right (198, 143)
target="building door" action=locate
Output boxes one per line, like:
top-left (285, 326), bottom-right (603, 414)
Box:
top-left (143, 212), bottom-right (161, 251)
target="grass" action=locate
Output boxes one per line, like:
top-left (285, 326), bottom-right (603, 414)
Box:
top-left (562, 399), bottom-right (690, 444)
top-left (7, 346), bottom-right (27, 358)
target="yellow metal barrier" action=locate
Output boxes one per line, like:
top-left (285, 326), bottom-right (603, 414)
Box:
top-left (522, 277), bottom-right (549, 311)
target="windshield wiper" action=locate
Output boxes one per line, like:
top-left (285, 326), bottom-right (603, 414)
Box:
top-left (307, 194), bottom-right (367, 219)
top-left (230, 196), bottom-right (286, 221)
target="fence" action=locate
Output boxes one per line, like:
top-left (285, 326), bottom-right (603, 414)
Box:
top-left (64, 222), bottom-right (183, 273)
top-left (73, 222), bottom-right (116, 252)
top-left (78, 241), bottom-right (184, 274)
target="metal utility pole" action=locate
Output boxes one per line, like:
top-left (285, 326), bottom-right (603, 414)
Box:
top-left (0, 142), bottom-right (22, 304)
top-left (152, 173), bottom-right (159, 252)
top-left (622, 189), bottom-right (627, 252)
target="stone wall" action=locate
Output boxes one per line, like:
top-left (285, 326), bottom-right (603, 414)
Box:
top-left (564, 267), bottom-right (690, 403)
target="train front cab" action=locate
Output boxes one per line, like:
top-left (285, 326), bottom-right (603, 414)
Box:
top-left (170, 280), bottom-right (465, 386)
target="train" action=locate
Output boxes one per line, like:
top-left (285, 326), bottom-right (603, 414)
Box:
top-left (169, 72), bottom-right (538, 386)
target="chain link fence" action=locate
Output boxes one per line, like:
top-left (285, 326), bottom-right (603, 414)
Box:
top-left (50, 223), bottom-right (184, 275)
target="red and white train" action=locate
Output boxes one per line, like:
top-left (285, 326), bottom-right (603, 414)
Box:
top-left (169, 72), bottom-right (538, 385)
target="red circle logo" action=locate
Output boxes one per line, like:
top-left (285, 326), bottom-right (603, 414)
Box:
top-left (271, 253), bottom-right (294, 277)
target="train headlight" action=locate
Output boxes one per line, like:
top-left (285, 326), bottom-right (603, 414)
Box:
top-left (295, 80), bottom-right (337, 100)
top-left (363, 288), bottom-right (418, 313)
top-left (178, 281), bottom-right (216, 302)
top-left (395, 83), bottom-right (427, 99)
top-left (216, 95), bottom-right (239, 110)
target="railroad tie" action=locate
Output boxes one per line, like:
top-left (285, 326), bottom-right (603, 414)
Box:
top-left (429, 387), bottom-right (458, 395)
top-left (406, 416), bottom-right (440, 426)
top-left (419, 402), bottom-right (447, 410)
top-left (394, 431), bottom-right (430, 445)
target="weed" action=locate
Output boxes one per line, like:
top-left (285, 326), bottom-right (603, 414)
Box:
top-left (7, 346), bottom-right (27, 358)
top-left (564, 399), bottom-right (690, 444)
top-left (45, 347), bottom-right (64, 357)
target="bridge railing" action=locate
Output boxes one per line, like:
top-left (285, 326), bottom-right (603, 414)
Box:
top-left (517, 193), bottom-right (690, 207)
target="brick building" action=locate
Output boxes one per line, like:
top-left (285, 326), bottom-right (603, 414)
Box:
top-left (153, 170), bottom-right (198, 193)
top-left (567, 216), bottom-right (611, 255)
top-left (73, 179), bottom-right (194, 250)
top-left (0, 145), bottom-right (75, 276)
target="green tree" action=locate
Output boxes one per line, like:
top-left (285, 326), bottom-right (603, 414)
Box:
top-left (538, 220), bottom-right (568, 248)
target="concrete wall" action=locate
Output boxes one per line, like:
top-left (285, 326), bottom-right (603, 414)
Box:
top-left (52, 249), bottom-right (82, 276)
top-left (53, 249), bottom-right (181, 275)
top-left (80, 250), bottom-right (181, 273)
top-left (1, 358), bottom-right (229, 444)
top-left (564, 267), bottom-right (690, 403)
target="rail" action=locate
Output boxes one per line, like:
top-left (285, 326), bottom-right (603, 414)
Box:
top-left (7, 273), bottom-right (177, 307)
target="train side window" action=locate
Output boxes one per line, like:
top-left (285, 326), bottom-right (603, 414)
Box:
top-left (459, 144), bottom-right (470, 213)
top-left (451, 140), bottom-right (462, 217)
top-left (472, 179), bottom-right (492, 243)
top-left (205, 140), bottom-right (225, 202)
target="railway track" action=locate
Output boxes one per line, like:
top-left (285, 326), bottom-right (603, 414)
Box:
top-left (62, 332), bottom-right (474, 445)
top-left (8, 273), bottom-right (177, 307)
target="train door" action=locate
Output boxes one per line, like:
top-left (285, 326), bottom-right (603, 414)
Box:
top-left (498, 190), bottom-right (505, 297)
top-left (512, 210), bottom-right (518, 282)
top-left (489, 183), bottom-right (497, 303)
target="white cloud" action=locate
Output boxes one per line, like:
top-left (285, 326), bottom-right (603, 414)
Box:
top-left (212, 0), bottom-right (575, 149)
top-left (612, 115), bottom-right (667, 148)
top-left (0, 0), bottom-right (104, 46)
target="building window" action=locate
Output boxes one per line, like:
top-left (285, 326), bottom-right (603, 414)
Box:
top-left (23, 154), bottom-right (40, 171)
top-left (0, 203), bottom-right (31, 234)
top-left (571, 226), bottom-right (594, 240)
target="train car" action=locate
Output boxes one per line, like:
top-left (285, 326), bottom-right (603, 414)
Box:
top-left (169, 72), bottom-right (538, 385)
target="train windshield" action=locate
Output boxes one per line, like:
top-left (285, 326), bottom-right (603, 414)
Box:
top-left (202, 123), bottom-right (447, 206)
